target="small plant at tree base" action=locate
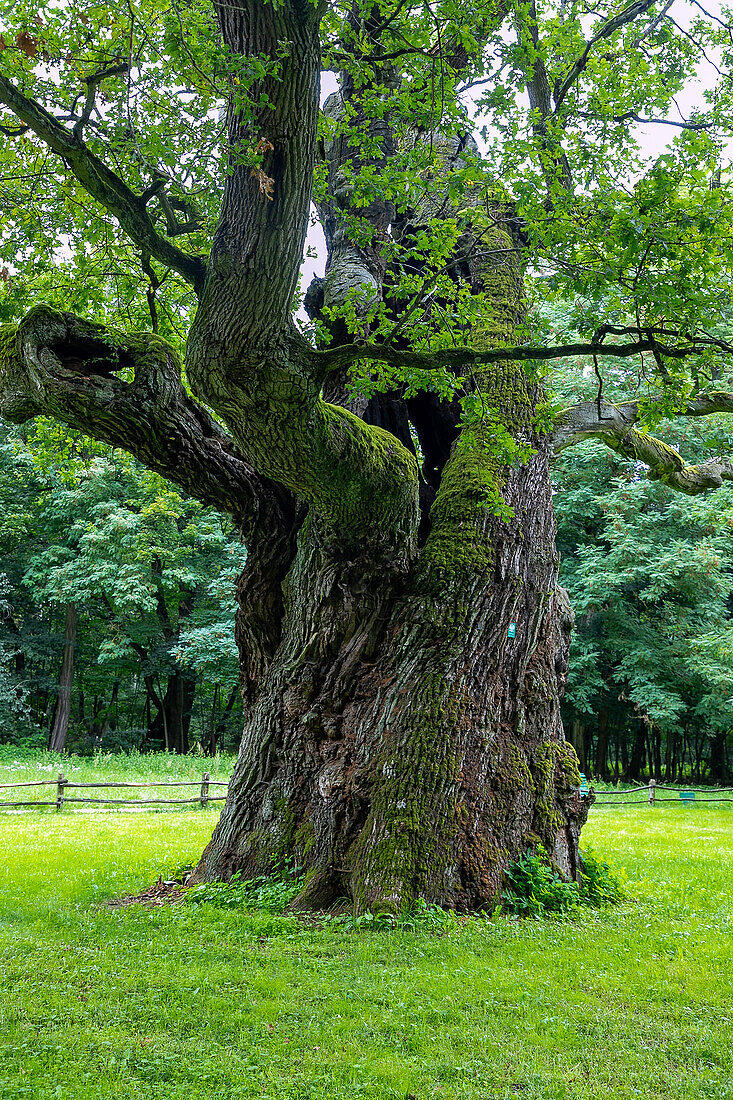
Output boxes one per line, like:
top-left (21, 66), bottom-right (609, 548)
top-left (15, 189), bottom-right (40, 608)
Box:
top-left (502, 845), bottom-right (628, 917)
top-left (578, 846), bottom-right (630, 906)
top-left (184, 858), bottom-right (302, 913)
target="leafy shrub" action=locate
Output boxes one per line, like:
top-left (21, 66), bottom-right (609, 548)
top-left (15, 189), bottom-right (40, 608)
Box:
top-left (578, 846), bottom-right (630, 905)
top-left (502, 846), bottom-right (582, 917)
top-left (502, 845), bottom-right (628, 917)
top-left (184, 858), bottom-right (301, 913)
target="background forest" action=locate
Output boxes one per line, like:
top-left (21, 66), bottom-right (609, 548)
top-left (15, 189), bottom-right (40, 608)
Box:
top-left (1, 330), bottom-right (731, 780)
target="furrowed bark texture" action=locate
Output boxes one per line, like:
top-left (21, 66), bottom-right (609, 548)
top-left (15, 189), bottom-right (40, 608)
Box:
top-left (193, 211), bottom-right (590, 910)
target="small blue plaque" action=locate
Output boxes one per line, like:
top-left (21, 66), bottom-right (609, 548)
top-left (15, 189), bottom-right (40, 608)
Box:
top-left (507, 622), bottom-right (516, 639)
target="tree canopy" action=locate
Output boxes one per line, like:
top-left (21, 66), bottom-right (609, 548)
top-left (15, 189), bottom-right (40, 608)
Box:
top-left (1, 0), bottom-right (732, 479)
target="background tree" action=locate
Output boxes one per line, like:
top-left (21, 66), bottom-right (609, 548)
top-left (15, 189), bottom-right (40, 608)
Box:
top-left (0, 420), bottom-right (245, 752)
top-left (1, 0), bottom-right (733, 910)
top-left (552, 347), bottom-right (733, 784)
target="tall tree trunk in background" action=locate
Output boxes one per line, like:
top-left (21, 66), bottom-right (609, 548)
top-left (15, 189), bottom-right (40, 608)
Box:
top-left (147, 671), bottom-right (196, 754)
top-left (208, 683), bottom-right (220, 756)
top-left (594, 708), bottom-right (609, 780)
top-left (48, 604), bottom-right (77, 753)
top-left (626, 719), bottom-right (647, 782)
top-left (709, 731), bottom-right (730, 784)
top-left (212, 685), bottom-right (240, 755)
top-left (569, 718), bottom-right (586, 774)
top-left (160, 671), bottom-right (196, 755)
top-left (99, 682), bottom-right (119, 742)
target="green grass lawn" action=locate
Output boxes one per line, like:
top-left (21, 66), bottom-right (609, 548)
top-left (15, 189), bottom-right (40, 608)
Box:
top-left (0, 786), bottom-right (731, 1100)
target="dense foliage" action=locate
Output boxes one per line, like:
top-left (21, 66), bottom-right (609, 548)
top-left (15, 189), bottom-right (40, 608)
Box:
top-left (553, 351), bottom-right (733, 782)
top-left (0, 420), bottom-right (245, 753)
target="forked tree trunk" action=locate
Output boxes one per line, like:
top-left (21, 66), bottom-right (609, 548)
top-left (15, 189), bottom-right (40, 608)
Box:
top-left (194, 425), bottom-right (590, 911)
top-left (190, 185), bottom-right (591, 910)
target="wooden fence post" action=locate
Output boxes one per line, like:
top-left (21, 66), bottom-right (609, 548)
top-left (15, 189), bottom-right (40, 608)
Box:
top-left (200, 771), bottom-right (210, 808)
top-left (648, 779), bottom-right (656, 805)
top-left (55, 773), bottom-right (66, 812)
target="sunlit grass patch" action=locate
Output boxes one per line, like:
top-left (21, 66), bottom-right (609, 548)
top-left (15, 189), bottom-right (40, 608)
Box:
top-left (0, 797), bottom-right (730, 1099)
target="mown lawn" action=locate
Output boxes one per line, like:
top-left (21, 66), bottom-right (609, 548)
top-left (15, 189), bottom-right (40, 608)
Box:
top-left (0, 779), bottom-right (731, 1099)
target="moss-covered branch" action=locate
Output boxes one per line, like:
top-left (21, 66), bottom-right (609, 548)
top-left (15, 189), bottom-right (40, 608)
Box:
top-left (0, 305), bottom-right (285, 528)
top-left (554, 394), bottom-right (733, 495)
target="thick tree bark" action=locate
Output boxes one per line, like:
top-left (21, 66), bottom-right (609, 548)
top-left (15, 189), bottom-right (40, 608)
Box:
top-left (193, 425), bottom-right (589, 909)
top-left (193, 208), bottom-right (591, 910)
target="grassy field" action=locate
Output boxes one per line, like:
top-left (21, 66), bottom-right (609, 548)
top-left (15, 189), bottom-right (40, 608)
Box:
top-left (0, 771), bottom-right (731, 1100)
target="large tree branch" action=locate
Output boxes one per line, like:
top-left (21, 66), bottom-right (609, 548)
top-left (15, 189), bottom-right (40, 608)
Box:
top-left (0, 305), bottom-right (281, 529)
top-left (552, 0), bottom-right (659, 111)
top-left (514, 0), bottom-right (573, 191)
top-left (189, 0), bottom-right (320, 347)
top-left (311, 3), bottom-right (403, 343)
top-left (0, 74), bottom-right (206, 291)
top-left (0, 305), bottom-right (300, 697)
top-left (314, 324), bottom-right (733, 381)
top-left (553, 392), bottom-right (733, 494)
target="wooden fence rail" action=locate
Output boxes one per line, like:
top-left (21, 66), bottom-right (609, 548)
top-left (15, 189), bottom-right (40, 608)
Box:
top-left (3, 775), bottom-right (731, 812)
top-left (0, 772), bottom-right (229, 811)
top-left (592, 779), bottom-right (733, 806)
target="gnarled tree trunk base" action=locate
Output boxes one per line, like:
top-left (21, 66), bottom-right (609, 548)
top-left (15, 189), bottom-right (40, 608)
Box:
top-left (193, 445), bottom-right (592, 911)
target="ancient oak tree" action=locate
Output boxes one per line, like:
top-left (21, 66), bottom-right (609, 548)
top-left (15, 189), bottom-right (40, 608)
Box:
top-left (1, 0), bottom-right (733, 908)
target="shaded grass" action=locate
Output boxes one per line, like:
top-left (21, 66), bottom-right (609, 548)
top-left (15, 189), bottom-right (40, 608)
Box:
top-left (0, 798), bottom-right (731, 1099)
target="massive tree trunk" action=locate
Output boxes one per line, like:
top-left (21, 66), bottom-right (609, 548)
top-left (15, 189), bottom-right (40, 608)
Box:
top-left (194, 433), bottom-right (588, 911)
top-left (190, 192), bottom-right (590, 907)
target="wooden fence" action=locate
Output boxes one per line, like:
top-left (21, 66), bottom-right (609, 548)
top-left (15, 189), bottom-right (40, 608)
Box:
top-left (2, 774), bottom-right (732, 812)
top-left (592, 780), bottom-right (733, 806)
top-left (0, 772), bottom-right (229, 811)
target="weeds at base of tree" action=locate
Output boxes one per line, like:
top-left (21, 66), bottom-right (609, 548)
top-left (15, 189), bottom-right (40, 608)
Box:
top-left (183, 846), bottom-right (628, 929)
top-left (184, 857), bottom-right (303, 913)
top-left (183, 859), bottom-right (471, 931)
top-left (501, 845), bottom-right (630, 918)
